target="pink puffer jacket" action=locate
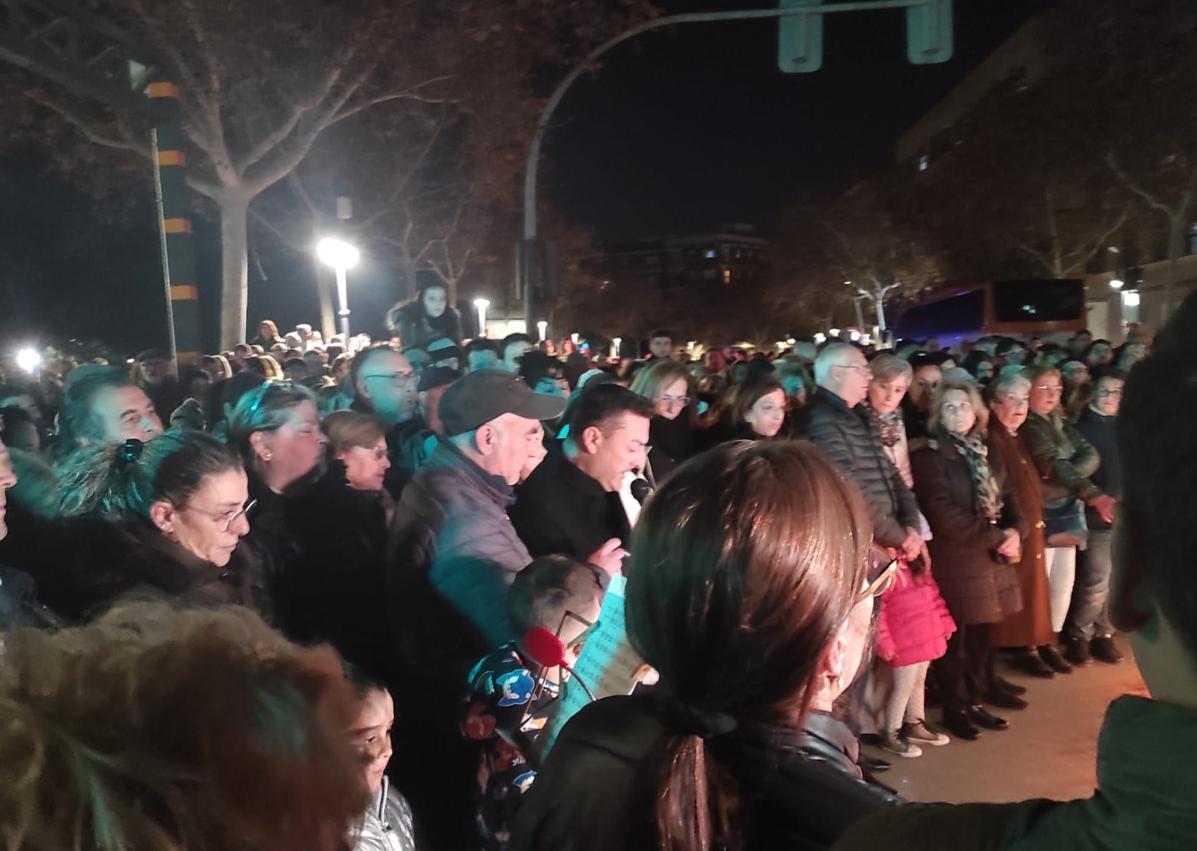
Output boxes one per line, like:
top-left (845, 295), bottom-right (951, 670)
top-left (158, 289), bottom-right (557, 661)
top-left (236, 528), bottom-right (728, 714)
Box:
top-left (875, 565), bottom-right (957, 668)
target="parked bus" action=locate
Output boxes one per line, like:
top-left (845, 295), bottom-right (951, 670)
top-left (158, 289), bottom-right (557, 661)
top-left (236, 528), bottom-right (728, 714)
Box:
top-left (893, 279), bottom-right (1086, 346)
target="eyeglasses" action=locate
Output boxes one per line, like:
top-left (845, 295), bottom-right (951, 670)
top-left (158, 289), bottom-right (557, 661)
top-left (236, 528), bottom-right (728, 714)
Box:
top-left (855, 558), bottom-right (900, 605)
top-left (658, 394), bottom-right (691, 406)
top-left (1034, 384), bottom-right (1063, 393)
top-left (836, 364), bottom-right (872, 374)
top-left (185, 499), bottom-right (257, 532)
top-left (357, 445), bottom-right (388, 460)
top-left (363, 371), bottom-right (417, 387)
top-left (1095, 387), bottom-right (1123, 398)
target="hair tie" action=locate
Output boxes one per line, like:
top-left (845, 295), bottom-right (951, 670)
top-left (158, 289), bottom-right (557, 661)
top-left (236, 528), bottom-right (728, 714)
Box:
top-left (658, 697), bottom-right (738, 740)
top-left (119, 438), bottom-right (145, 464)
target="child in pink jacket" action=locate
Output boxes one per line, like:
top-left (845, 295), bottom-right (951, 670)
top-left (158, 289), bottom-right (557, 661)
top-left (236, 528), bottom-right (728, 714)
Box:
top-left (873, 563), bottom-right (957, 757)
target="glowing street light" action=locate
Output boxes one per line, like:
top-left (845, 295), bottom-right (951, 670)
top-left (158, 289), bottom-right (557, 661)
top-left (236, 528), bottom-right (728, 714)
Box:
top-left (613, 336), bottom-right (623, 358)
top-left (473, 297), bottom-right (491, 337)
top-left (536, 320), bottom-right (548, 342)
top-left (1109, 277), bottom-right (1124, 290)
top-left (316, 237), bottom-right (360, 346)
top-left (829, 328), bottom-right (841, 338)
top-left (814, 332), bottom-right (827, 345)
top-left (15, 347), bottom-right (41, 374)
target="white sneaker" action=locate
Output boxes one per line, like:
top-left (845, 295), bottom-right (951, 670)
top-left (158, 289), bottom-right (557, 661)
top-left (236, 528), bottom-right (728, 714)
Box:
top-left (903, 720), bottom-right (950, 747)
top-left (880, 731), bottom-right (923, 758)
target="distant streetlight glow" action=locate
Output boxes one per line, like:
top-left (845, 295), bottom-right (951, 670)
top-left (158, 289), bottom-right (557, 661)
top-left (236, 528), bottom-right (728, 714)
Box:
top-left (16, 347), bottom-right (41, 374)
top-left (316, 237), bottom-right (360, 346)
top-left (613, 336), bottom-right (623, 358)
top-left (849, 329), bottom-right (861, 342)
top-left (814, 332), bottom-right (827, 345)
top-left (1109, 277), bottom-right (1124, 290)
top-left (473, 297), bottom-right (491, 337)
top-left (829, 328), bottom-right (841, 338)
top-left (1122, 291), bottom-right (1140, 308)
top-left (536, 320), bottom-right (548, 342)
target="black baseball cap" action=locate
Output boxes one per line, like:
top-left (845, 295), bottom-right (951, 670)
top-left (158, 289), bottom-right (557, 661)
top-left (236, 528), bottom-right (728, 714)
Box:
top-left (439, 369), bottom-right (565, 436)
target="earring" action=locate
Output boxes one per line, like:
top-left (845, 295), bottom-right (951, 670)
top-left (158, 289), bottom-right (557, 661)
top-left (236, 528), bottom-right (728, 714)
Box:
top-left (263, 451), bottom-right (273, 462)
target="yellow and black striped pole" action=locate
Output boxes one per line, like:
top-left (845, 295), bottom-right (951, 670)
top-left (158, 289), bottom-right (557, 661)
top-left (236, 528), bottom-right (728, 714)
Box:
top-left (148, 79), bottom-right (201, 369)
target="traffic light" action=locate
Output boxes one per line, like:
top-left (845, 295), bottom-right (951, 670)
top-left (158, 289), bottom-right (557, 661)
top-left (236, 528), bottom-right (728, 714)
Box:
top-left (907, 0), bottom-right (953, 65)
top-left (778, 0), bottom-right (954, 73)
top-left (777, 0), bottom-right (824, 74)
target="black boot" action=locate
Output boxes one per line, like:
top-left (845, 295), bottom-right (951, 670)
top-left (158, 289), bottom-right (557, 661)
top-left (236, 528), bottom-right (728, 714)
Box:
top-left (1038, 645), bottom-right (1074, 674)
top-left (1010, 649), bottom-right (1055, 678)
top-left (941, 710), bottom-right (980, 741)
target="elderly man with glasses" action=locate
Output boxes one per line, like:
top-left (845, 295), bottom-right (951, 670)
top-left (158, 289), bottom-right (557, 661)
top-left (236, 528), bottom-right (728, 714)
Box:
top-left (350, 345), bottom-right (431, 498)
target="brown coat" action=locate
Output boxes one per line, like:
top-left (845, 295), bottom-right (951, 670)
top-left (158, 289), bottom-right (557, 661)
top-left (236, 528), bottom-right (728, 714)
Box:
top-left (988, 426), bottom-right (1054, 647)
top-left (910, 430), bottom-right (1023, 626)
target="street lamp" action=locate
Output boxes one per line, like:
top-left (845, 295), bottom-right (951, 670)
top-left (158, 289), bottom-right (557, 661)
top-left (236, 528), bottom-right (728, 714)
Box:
top-left (316, 237), bottom-right (360, 346)
top-left (15, 347), bottom-right (41, 374)
top-left (474, 297), bottom-right (491, 337)
top-left (1109, 277), bottom-right (1124, 290)
top-left (536, 320), bottom-right (548, 342)
top-left (613, 336), bottom-right (622, 358)
top-left (829, 328), bottom-right (841, 338)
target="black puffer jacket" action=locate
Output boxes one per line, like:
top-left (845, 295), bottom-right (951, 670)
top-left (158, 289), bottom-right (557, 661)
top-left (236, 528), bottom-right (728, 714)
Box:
top-left (805, 389), bottom-right (921, 549)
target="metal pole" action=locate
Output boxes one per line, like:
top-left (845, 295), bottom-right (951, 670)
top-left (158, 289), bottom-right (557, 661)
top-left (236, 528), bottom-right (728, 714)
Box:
top-left (336, 265), bottom-right (351, 344)
top-left (520, 1), bottom-right (929, 331)
top-left (148, 79), bottom-right (201, 370)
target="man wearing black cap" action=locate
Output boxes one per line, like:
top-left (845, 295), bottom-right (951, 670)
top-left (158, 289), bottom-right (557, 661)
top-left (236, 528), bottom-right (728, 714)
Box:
top-left (386, 369), bottom-right (564, 851)
top-left (135, 348), bottom-right (183, 422)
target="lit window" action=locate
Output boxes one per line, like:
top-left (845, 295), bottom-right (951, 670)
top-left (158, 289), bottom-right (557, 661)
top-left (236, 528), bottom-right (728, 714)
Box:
top-left (722, 268), bottom-right (732, 285)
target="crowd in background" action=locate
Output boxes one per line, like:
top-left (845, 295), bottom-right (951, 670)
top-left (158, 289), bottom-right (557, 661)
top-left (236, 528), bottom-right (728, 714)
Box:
top-left (0, 278), bottom-right (1190, 851)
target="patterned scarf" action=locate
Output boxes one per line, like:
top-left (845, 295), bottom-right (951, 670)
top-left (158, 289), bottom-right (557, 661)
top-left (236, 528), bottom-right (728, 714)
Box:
top-left (947, 430), bottom-right (1004, 522)
top-left (867, 404), bottom-right (904, 448)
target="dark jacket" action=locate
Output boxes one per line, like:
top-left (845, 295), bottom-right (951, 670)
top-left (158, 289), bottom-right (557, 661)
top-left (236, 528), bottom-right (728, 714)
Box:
top-left (0, 565), bottom-right (61, 630)
top-left (1072, 407), bottom-right (1120, 530)
top-left (1019, 411), bottom-right (1103, 504)
top-left (389, 301), bottom-right (464, 351)
top-left (511, 694), bottom-right (897, 851)
top-left (278, 461), bottom-right (393, 679)
top-left (388, 437), bottom-right (533, 682)
top-left (510, 445), bottom-right (632, 561)
top-left (385, 414), bottom-right (434, 499)
top-left (646, 413), bottom-right (694, 483)
top-left (17, 517), bottom-right (252, 623)
top-left (831, 696), bottom-right (1197, 851)
top-left (910, 430), bottom-right (1024, 626)
top-left (806, 389), bottom-right (921, 549)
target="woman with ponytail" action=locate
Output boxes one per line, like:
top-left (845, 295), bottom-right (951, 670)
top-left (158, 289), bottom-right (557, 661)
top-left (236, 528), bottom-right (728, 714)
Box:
top-left (46, 430), bottom-right (253, 621)
top-left (511, 440), bottom-right (897, 851)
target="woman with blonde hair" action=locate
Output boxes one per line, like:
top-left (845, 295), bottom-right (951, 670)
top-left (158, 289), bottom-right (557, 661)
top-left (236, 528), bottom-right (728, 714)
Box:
top-left (630, 358), bottom-right (697, 480)
top-left (0, 603), bottom-right (370, 851)
top-left (911, 379), bottom-right (1025, 742)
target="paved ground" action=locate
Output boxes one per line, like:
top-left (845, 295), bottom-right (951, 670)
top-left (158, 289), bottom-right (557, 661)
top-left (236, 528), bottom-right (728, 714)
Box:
top-left (867, 639), bottom-right (1148, 804)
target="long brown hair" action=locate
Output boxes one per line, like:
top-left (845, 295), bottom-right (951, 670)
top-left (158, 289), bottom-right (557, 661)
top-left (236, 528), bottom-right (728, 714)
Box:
top-left (626, 440), bottom-right (872, 851)
top-left (0, 603), bottom-right (368, 851)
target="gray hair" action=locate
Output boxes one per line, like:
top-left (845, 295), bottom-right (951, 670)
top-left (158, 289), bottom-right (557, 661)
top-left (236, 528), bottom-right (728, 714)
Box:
top-left (868, 354), bottom-right (913, 384)
top-left (990, 367), bottom-right (1032, 397)
top-left (813, 342), bottom-right (857, 386)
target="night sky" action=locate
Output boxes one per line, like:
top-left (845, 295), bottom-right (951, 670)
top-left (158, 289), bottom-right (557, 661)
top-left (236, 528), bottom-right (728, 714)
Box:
top-left (0, 0), bottom-right (1048, 354)
top-left (549, 0), bottom-right (1048, 241)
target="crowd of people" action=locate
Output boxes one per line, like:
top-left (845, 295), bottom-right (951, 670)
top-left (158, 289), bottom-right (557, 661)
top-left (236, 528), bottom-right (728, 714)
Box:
top-left (0, 277), bottom-right (1191, 851)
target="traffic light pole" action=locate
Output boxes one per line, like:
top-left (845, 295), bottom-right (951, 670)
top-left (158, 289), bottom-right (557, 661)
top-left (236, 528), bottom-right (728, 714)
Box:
top-left (520, 0), bottom-right (949, 332)
top-left (149, 79), bottom-right (202, 369)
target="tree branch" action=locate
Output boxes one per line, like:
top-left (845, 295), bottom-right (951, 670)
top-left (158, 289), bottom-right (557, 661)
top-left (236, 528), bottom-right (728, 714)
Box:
top-left (1106, 152), bottom-right (1175, 216)
top-left (29, 92), bottom-right (150, 158)
top-left (325, 77), bottom-right (459, 129)
top-left (236, 58), bottom-right (352, 171)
